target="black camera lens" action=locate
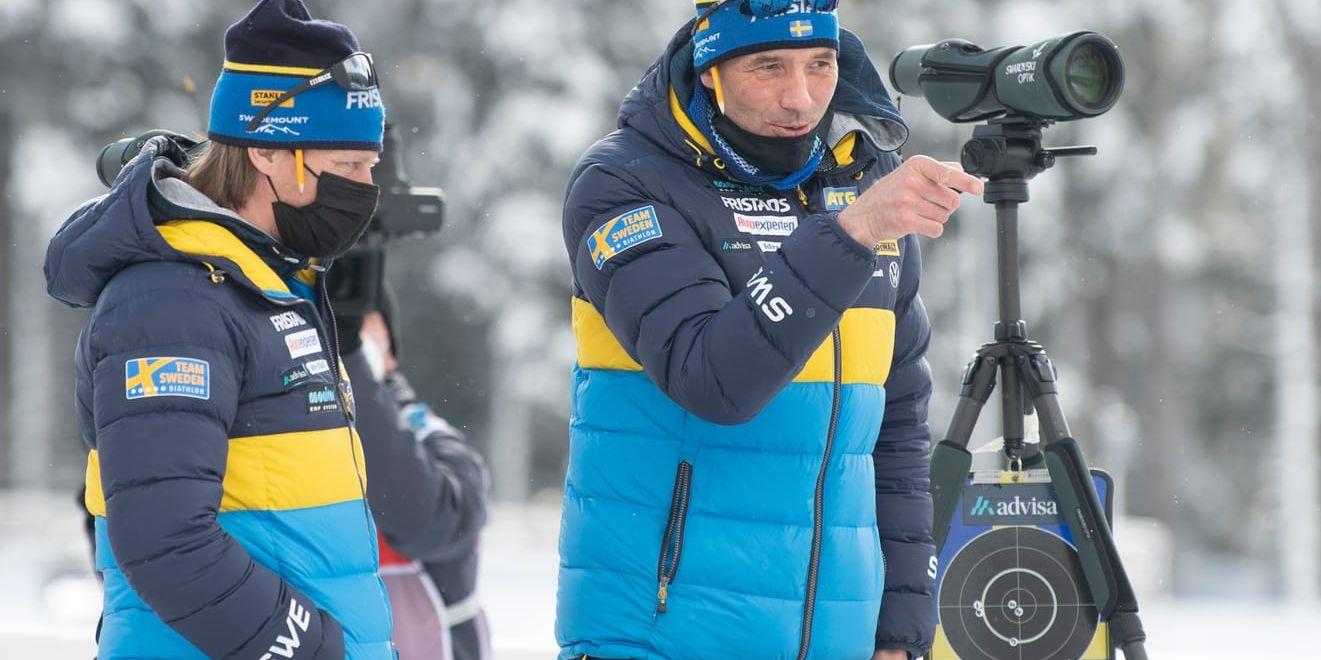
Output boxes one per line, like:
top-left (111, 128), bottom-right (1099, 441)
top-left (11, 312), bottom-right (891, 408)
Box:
top-left (1066, 42), bottom-right (1113, 109)
top-left (97, 137), bottom-right (137, 188)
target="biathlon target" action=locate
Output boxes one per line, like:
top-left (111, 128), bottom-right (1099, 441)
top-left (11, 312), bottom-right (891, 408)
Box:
top-left (937, 525), bottom-right (1097, 660)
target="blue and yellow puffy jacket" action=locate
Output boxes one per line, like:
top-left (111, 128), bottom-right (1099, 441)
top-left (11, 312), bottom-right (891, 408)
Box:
top-left (44, 139), bottom-right (393, 659)
top-left (557, 27), bottom-right (936, 660)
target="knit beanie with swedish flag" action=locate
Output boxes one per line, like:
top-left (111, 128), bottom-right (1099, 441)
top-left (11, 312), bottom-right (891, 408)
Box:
top-left (207, 0), bottom-right (384, 151)
top-left (692, 0), bottom-right (841, 72)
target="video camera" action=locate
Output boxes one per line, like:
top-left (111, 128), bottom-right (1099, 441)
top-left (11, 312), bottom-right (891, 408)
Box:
top-left (95, 122), bottom-right (445, 315)
top-left (327, 123), bottom-right (446, 315)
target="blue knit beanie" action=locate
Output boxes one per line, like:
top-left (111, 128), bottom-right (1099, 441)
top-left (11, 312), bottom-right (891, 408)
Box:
top-left (692, 0), bottom-right (841, 72)
top-left (207, 0), bottom-right (385, 151)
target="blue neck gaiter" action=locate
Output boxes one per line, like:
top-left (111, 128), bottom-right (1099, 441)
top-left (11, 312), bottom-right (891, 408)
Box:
top-left (686, 86), bottom-right (825, 191)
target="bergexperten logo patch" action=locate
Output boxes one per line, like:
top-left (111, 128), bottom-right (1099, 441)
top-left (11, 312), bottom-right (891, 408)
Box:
top-left (734, 214), bottom-right (798, 237)
top-left (125, 357), bottom-right (210, 400)
top-left (284, 329), bottom-right (323, 359)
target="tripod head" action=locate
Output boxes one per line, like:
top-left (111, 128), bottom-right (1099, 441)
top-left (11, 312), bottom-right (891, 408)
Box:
top-left (961, 116), bottom-right (1097, 203)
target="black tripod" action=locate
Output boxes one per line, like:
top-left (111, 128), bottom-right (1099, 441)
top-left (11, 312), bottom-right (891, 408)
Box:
top-left (929, 116), bottom-right (1149, 659)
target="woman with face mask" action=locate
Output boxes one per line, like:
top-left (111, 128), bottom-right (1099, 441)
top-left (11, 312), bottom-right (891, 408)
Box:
top-left (43, 1), bottom-right (394, 657)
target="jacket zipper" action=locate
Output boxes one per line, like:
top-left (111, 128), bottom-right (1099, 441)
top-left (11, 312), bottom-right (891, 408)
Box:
top-left (656, 460), bottom-right (694, 614)
top-left (205, 260), bottom-right (377, 536)
top-left (796, 329), bottom-right (843, 660)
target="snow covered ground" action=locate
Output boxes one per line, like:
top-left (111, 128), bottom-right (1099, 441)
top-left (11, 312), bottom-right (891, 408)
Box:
top-left (1, 492), bottom-right (1317, 658)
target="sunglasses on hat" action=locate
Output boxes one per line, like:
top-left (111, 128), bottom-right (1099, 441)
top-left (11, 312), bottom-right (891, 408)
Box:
top-left (245, 51), bottom-right (378, 133)
top-left (692, 0), bottom-right (839, 36)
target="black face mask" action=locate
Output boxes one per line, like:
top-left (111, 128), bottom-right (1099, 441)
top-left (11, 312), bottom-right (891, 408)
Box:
top-left (712, 107), bottom-right (835, 176)
top-left (268, 164), bottom-right (379, 260)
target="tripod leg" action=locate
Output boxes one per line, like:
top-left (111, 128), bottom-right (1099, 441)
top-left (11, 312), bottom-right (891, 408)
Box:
top-left (931, 353), bottom-right (999, 552)
top-left (1021, 349), bottom-right (1148, 657)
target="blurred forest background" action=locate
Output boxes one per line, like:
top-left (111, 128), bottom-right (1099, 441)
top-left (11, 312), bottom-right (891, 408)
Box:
top-left (1, 0), bottom-right (1318, 652)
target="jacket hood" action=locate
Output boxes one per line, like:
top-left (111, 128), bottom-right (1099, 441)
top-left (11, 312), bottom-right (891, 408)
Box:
top-left (618, 20), bottom-right (909, 172)
top-left (45, 136), bottom-right (304, 308)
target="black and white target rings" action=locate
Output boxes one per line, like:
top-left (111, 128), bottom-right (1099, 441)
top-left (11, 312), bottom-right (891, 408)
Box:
top-left (937, 526), bottom-right (1097, 660)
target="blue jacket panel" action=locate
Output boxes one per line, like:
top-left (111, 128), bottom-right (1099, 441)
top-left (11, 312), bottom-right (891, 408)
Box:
top-left (557, 24), bottom-right (935, 660)
top-left (46, 138), bottom-right (394, 659)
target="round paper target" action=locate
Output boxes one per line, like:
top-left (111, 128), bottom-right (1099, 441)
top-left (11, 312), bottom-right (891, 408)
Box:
top-left (938, 526), bottom-right (1098, 660)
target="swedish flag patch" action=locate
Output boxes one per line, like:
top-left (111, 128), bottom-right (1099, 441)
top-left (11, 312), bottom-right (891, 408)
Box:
top-left (588, 205), bottom-right (663, 270)
top-left (125, 357), bottom-right (211, 400)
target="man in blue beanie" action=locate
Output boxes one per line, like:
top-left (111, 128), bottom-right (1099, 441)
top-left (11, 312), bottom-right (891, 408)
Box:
top-left (45, 1), bottom-right (393, 657)
top-left (557, 1), bottom-right (983, 658)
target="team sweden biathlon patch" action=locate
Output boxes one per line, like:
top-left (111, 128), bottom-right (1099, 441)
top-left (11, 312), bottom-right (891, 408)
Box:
top-left (125, 357), bottom-right (211, 400)
top-left (589, 205), bottom-right (662, 270)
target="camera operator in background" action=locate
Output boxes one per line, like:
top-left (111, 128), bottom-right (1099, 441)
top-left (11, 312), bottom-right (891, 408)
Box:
top-left (327, 133), bottom-right (492, 657)
top-left (335, 301), bottom-right (491, 660)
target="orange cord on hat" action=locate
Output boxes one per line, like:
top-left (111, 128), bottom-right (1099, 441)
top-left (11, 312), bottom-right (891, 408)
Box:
top-left (295, 148), bottom-right (306, 193)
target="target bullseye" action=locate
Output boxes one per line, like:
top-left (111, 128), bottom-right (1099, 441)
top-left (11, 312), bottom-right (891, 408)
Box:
top-left (938, 526), bottom-right (1098, 659)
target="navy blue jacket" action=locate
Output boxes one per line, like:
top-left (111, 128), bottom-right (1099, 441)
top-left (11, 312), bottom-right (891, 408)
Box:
top-left (556, 25), bottom-right (936, 660)
top-left (45, 138), bottom-right (393, 659)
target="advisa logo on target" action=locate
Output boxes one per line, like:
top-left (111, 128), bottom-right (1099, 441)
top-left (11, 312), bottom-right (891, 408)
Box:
top-left (963, 483), bottom-right (1063, 525)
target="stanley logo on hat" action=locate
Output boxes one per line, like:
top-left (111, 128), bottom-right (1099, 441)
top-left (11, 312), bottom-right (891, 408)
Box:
top-left (207, 0), bottom-right (385, 152)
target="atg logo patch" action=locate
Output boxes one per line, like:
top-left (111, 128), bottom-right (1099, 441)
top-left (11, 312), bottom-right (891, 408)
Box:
top-left (823, 186), bottom-right (859, 211)
top-left (589, 205), bottom-right (663, 270)
top-left (125, 357), bottom-right (210, 400)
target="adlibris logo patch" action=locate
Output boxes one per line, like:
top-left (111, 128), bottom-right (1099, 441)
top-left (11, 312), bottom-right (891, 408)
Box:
top-left (589, 205), bottom-right (663, 270)
top-left (125, 357), bottom-right (210, 400)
